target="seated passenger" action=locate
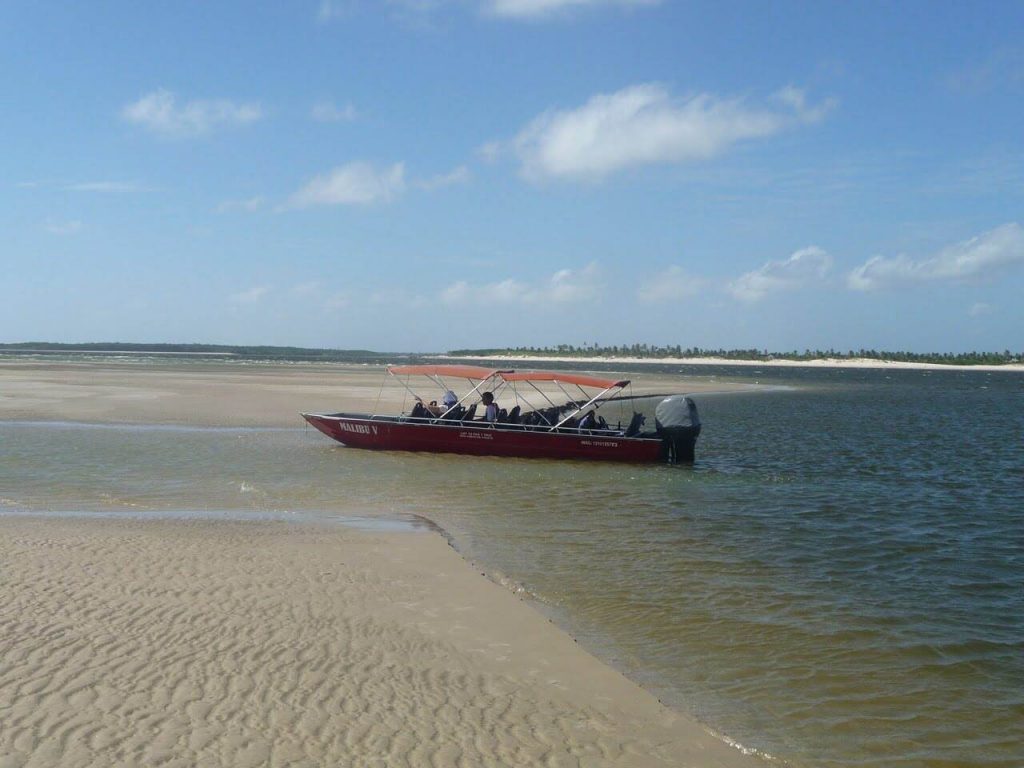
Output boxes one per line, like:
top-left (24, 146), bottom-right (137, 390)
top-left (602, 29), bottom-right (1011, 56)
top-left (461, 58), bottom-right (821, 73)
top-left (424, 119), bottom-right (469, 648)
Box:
top-left (415, 397), bottom-right (443, 417)
top-left (578, 410), bottom-right (597, 430)
top-left (481, 391), bottom-right (499, 423)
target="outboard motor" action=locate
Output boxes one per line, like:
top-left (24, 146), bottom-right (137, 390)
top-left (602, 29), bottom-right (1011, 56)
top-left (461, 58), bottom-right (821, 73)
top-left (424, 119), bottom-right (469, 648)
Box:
top-left (655, 395), bottom-right (701, 463)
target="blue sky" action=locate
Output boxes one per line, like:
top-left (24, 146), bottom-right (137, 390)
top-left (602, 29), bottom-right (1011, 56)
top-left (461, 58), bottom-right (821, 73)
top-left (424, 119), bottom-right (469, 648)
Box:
top-left (2, 1), bottom-right (1022, 353)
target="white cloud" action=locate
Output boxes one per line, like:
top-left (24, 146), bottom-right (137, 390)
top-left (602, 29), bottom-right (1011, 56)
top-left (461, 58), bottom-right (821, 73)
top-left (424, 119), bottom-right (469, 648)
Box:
top-left (546, 262), bottom-right (602, 302)
top-left (229, 286), bottom-right (270, 304)
top-left (476, 140), bottom-right (503, 163)
top-left (45, 219), bottom-right (82, 235)
top-left (637, 266), bottom-right (705, 302)
top-left (947, 48), bottom-right (1024, 94)
top-left (324, 293), bottom-right (350, 311)
top-left (291, 281), bottom-right (322, 296)
top-left (286, 162), bottom-right (406, 207)
top-left (440, 263), bottom-right (602, 305)
top-left (969, 302), bottom-right (994, 317)
top-left (316, 0), bottom-right (354, 22)
top-left (311, 100), bottom-right (358, 123)
top-left (369, 288), bottom-right (431, 308)
top-left (122, 89), bottom-right (263, 138)
top-left (20, 180), bottom-right (143, 193)
top-left (847, 223), bottom-right (1024, 291)
top-left (65, 180), bottom-right (142, 192)
top-left (508, 83), bottom-right (833, 182)
top-left (729, 246), bottom-right (832, 302)
top-left (288, 281), bottom-right (350, 311)
top-left (318, 0), bottom-right (657, 23)
top-left (773, 85), bottom-right (838, 124)
top-left (217, 197), bottom-right (264, 213)
top-left (415, 165), bottom-right (471, 190)
top-left (484, 0), bottom-right (659, 19)
top-left (441, 278), bottom-right (528, 305)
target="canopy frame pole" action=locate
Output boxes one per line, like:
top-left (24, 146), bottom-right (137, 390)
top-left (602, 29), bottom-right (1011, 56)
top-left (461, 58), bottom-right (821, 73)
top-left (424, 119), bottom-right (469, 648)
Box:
top-left (372, 367), bottom-right (387, 417)
top-left (523, 381), bottom-right (560, 424)
top-left (551, 380), bottom-right (574, 404)
top-left (387, 369), bottom-right (428, 417)
top-left (434, 374), bottom-right (501, 421)
top-left (549, 379), bottom-right (584, 424)
top-left (551, 385), bottom-right (622, 431)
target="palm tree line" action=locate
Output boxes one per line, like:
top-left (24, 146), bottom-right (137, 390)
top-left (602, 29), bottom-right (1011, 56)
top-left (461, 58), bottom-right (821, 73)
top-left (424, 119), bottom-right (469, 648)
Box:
top-left (448, 344), bottom-right (1023, 366)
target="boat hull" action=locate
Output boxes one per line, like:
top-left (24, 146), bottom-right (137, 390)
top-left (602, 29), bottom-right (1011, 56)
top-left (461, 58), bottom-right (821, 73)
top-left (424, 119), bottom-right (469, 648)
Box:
top-left (302, 413), bottom-right (670, 463)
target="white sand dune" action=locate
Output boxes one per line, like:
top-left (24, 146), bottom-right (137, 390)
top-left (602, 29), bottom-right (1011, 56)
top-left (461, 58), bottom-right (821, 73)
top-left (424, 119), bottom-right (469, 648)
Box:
top-left (447, 353), bottom-right (1024, 372)
top-left (0, 517), bottom-right (761, 767)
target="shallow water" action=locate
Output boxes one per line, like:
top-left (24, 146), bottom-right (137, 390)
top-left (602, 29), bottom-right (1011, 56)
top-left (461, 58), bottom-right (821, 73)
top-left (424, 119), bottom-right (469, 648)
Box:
top-left (2, 364), bottom-right (1022, 767)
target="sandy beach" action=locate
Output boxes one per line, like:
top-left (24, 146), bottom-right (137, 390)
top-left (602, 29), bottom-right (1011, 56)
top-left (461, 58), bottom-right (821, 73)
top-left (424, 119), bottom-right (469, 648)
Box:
top-left (0, 516), bottom-right (765, 767)
top-left (0, 359), bottom-right (763, 767)
top-left (439, 354), bottom-right (1024, 373)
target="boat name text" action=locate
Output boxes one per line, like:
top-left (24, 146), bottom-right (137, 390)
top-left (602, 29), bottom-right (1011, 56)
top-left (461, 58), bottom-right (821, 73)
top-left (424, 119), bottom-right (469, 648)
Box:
top-left (339, 422), bottom-right (378, 435)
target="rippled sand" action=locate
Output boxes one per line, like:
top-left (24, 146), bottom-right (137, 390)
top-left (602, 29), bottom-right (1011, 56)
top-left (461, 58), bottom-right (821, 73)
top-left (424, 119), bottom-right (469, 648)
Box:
top-left (0, 516), bottom-right (762, 767)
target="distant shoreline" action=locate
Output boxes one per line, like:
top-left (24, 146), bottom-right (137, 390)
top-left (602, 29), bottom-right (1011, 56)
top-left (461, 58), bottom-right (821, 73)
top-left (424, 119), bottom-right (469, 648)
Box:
top-left (439, 354), bottom-right (1024, 373)
top-left (3, 345), bottom-right (1022, 372)
top-left (0, 348), bottom-right (236, 356)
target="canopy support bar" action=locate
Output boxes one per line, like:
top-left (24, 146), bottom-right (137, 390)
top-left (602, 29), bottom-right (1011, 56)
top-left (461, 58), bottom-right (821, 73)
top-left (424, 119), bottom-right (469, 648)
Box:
top-left (551, 385), bottom-right (622, 431)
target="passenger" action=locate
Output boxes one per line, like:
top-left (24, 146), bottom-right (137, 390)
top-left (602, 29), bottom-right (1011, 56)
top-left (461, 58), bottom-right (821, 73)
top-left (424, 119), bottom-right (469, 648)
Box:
top-left (481, 391), bottom-right (499, 423)
top-left (578, 410), bottom-right (597, 430)
top-left (414, 397), bottom-right (443, 416)
top-left (442, 390), bottom-right (458, 410)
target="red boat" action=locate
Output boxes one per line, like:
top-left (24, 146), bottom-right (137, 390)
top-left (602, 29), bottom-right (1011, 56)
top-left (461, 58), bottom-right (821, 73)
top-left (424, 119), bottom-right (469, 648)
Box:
top-left (302, 364), bottom-right (700, 463)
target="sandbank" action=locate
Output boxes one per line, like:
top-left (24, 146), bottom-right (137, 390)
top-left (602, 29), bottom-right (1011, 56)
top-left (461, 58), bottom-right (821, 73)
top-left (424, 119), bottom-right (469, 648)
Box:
top-left (1, 360), bottom-right (765, 766)
top-left (0, 359), bottom-right (754, 428)
top-left (0, 516), bottom-right (761, 767)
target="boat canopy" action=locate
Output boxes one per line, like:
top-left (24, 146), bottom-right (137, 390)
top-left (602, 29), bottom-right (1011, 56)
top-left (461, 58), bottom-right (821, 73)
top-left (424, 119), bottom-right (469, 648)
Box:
top-left (387, 364), bottom-right (508, 380)
top-left (500, 371), bottom-right (629, 389)
top-left (387, 365), bottom-right (628, 390)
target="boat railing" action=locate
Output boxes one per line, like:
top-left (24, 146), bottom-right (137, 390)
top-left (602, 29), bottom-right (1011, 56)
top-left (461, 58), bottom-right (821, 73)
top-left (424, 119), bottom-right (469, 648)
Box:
top-left (386, 412), bottom-right (631, 438)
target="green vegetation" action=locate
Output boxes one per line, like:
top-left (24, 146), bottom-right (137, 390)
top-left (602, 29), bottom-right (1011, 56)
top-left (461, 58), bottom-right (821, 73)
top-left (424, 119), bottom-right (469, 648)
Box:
top-left (0, 342), bottom-right (391, 363)
top-left (3, 342), bottom-right (1021, 367)
top-left (448, 344), bottom-right (1024, 367)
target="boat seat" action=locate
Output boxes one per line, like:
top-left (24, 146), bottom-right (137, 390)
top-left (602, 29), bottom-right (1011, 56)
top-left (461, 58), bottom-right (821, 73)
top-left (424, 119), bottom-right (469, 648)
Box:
top-left (624, 412), bottom-right (646, 437)
top-left (462, 403), bottom-right (477, 421)
top-left (507, 405), bottom-right (521, 424)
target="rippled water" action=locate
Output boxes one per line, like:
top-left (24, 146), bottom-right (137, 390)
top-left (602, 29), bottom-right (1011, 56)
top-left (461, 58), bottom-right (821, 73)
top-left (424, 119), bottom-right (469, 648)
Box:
top-left (2, 364), bottom-right (1022, 767)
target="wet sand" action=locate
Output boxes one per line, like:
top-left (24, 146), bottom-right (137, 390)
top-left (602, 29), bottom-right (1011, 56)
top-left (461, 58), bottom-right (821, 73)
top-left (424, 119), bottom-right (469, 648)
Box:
top-left (0, 360), bottom-right (763, 767)
top-left (0, 516), bottom-right (768, 767)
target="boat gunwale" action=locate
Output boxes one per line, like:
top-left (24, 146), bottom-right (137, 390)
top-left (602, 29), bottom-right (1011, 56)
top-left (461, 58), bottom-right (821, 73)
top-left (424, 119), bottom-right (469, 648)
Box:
top-left (301, 412), bottom-right (661, 442)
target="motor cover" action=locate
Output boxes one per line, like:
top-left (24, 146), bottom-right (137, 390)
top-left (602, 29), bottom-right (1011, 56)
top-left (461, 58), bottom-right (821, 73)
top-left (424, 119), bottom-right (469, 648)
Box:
top-left (655, 395), bottom-right (700, 431)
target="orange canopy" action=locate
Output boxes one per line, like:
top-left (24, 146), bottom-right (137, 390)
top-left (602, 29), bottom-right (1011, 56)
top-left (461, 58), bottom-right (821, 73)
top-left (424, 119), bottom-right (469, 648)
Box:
top-left (387, 364), bottom-right (508, 380)
top-left (500, 371), bottom-right (628, 389)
